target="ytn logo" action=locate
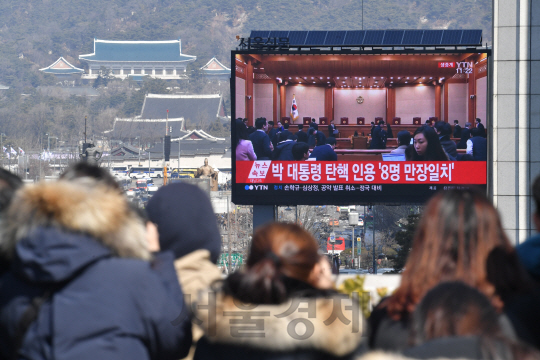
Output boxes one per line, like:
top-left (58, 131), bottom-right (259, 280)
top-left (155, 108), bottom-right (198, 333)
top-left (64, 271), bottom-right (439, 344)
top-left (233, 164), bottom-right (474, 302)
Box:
top-left (244, 185), bottom-right (269, 190)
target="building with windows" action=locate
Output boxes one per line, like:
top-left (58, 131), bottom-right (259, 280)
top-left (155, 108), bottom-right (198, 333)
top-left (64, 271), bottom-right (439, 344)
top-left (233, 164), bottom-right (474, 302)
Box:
top-left (79, 39), bottom-right (196, 80)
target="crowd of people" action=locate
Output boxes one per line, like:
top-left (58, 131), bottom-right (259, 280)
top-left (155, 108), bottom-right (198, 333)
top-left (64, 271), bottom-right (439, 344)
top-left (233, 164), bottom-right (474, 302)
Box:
top-left (236, 117), bottom-right (487, 162)
top-left (1, 162), bottom-right (539, 359)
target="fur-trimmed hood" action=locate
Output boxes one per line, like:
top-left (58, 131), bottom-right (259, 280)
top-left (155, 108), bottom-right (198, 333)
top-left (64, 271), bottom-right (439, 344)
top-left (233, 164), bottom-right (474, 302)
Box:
top-left (194, 290), bottom-right (365, 357)
top-left (0, 179), bottom-right (149, 262)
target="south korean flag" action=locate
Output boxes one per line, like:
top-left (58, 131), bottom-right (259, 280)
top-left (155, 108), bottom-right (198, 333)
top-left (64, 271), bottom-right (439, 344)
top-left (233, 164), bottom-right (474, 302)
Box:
top-left (290, 94), bottom-right (299, 123)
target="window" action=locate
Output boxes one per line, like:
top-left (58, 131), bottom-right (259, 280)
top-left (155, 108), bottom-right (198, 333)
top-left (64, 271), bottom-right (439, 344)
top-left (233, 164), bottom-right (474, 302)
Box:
top-left (133, 68), bottom-right (142, 74)
top-left (144, 68), bottom-right (152, 75)
top-left (166, 68), bottom-right (174, 75)
top-left (155, 68), bottom-right (163, 75)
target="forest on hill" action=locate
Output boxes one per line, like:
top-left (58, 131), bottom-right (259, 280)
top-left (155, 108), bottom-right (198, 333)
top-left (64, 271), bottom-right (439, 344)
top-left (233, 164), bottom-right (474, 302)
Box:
top-left (0, 0), bottom-right (492, 150)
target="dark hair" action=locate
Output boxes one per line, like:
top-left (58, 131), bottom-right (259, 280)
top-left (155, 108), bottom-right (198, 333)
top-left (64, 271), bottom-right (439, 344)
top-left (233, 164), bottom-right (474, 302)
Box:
top-left (476, 118), bottom-right (482, 123)
top-left (308, 128), bottom-right (315, 136)
top-left (223, 223), bottom-right (321, 304)
top-left (268, 120), bottom-right (274, 126)
top-left (378, 120), bottom-right (384, 125)
top-left (354, 131), bottom-right (359, 137)
top-left (454, 120), bottom-right (459, 124)
top-left (411, 281), bottom-right (540, 360)
top-left (434, 121), bottom-right (452, 137)
top-left (411, 281), bottom-right (502, 345)
top-left (283, 123), bottom-right (289, 129)
top-left (326, 137), bottom-right (336, 146)
top-left (292, 143), bottom-right (310, 160)
top-left (471, 128), bottom-right (481, 137)
top-left (255, 118), bottom-right (267, 130)
top-left (311, 118), bottom-right (316, 122)
top-left (298, 124), bottom-right (304, 130)
top-left (533, 175), bottom-right (540, 213)
top-left (0, 169), bottom-right (22, 214)
top-left (236, 118), bottom-right (248, 146)
top-left (407, 125), bottom-right (448, 161)
top-left (397, 131), bottom-right (412, 146)
top-left (386, 189), bottom-right (523, 320)
top-left (60, 162), bottom-right (121, 191)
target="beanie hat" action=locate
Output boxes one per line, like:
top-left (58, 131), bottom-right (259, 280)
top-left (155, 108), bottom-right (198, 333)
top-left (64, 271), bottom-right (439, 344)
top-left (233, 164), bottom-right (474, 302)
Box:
top-left (146, 183), bottom-right (221, 263)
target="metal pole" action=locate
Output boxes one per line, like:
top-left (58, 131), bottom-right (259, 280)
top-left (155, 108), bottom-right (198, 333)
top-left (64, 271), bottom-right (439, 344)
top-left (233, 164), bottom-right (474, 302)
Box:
top-left (227, 195), bottom-right (231, 273)
top-left (373, 208), bottom-right (377, 274)
top-left (351, 225), bottom-right (355, 269)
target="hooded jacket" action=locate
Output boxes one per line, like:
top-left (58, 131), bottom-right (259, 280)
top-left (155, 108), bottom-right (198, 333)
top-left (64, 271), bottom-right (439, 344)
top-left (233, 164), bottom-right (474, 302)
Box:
top-left (0, 180), bottom-right (192, 360)
top-left (193, 282), bottom-right (365, 360)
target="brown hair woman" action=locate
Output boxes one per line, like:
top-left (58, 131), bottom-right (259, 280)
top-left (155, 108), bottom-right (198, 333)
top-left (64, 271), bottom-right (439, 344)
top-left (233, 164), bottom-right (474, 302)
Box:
top-left (368, 188), bottom-right (540, 351)
top-left (193, 223), bottom-right (364, 360)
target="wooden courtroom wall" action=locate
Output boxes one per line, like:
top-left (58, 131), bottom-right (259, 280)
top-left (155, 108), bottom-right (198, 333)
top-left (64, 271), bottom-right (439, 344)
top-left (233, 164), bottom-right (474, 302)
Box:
top-left (476, 76), bottom-right (487, 123)
top-left (236, 77), bottom-right (246, 118)
top-left (285, 86), bottom-right (325, 121)
top-left (254, 83), bottom-right (273, 120)
top-left (395, 86), bottom-right (435, 123)
top-left (448, 83), bottom-right (468, 125)
top-left (334, 89), bottom-right (386, 122)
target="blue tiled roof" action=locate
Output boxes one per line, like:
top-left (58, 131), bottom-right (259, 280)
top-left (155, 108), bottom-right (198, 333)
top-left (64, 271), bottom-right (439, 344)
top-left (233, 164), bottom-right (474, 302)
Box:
top-left (80, 39), bottom-right (196, 62)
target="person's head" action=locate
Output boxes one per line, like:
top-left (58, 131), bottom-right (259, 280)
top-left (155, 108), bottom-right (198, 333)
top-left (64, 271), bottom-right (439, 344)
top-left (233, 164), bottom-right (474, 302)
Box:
top-left (298, 124), bottom-right (304, 131)
top-left (0, 169), bottom-right (22, 215)
top-left (60, 162), bottom-right (121, 191)
top-left (371, 121), bottom-right (375, 126)
top-left (242, 118), bottom-right (248, 125)
top-left (224, 223), bottom-right (332, 304)
top-left (411, 281), bottom-right (502, 346)
top-left (204, 158), bottom-right (209, 166)
top-left (146, 183), bottom-right (221, 263)
top-left (267, 120), bottom-right (274, 130)
top-left (326, 137), bottom-right (336, 149)
top-left (308, 128), bottom-right (315, 136)
top-left (476, 118), bottom-right (482, 124)
top-left (434, 121), bottom-right (452, 137)
top-left (292, 142), bottom-right (310, 160)
top-left (533, 175), bottom-right (540, 231)
top-left (412, 125), bottom-right (447, 160)
top-left (378, 120), bottom-right (384, 126)
top-left (397, 131), bottom-right (412, 147)
top-left (471, 128), bottom-right (481, 137)
top-left (277, 121), bottom-right (282, 129)
top-left (354, 131), bottom-right (359, 137)
top-left (235, 118), bottom-right (248, 145)
top-left (386, 188), bottom-right (517, 319)
top-left (311, 118), bottom-right (316, 123)
top-left (465, 122), bottom-right (472, 129)
top-left (283, 123), bottom-right (289, 130)
top-left (255, 117), bottom-right (267, 130)
top-left (454, 120), bottom-right (459, 125)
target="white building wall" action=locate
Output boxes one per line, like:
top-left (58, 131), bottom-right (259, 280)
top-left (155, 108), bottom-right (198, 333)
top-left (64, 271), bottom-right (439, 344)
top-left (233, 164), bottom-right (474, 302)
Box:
top-left (493, 0), bottom-right (539, 244)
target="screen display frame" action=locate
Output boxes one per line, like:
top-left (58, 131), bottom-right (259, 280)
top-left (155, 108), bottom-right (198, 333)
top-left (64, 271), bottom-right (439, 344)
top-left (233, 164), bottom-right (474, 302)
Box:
top-left (231, 47), bottom-right (492, 206)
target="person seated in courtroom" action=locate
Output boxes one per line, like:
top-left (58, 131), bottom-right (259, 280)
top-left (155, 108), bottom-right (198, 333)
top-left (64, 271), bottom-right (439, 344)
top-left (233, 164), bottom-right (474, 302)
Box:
top-left (292, 142), bottom-right (310, 161)
top-left (390, 131), bottom-right (411, 154)
top-left (466, 128), bottom-right (487, 161)
top-left (309, 137), bottom-right (337, 161)
top-left (296, 124), bottom-right (308, 143)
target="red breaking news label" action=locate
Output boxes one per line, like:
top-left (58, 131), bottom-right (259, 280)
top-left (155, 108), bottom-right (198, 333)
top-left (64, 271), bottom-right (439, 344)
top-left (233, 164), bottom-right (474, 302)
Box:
top-left (236, 161), bottom-right (486, 185)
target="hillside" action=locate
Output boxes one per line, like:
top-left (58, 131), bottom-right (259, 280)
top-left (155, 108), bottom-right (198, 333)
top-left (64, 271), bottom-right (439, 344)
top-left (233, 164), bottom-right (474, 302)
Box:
top-left (0, 0), bottom-right (492, 149)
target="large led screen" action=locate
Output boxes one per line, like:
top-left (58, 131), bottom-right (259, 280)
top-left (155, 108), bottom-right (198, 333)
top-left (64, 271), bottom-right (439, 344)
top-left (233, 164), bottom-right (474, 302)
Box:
top-left (232, 50), bottom-right (490, 205)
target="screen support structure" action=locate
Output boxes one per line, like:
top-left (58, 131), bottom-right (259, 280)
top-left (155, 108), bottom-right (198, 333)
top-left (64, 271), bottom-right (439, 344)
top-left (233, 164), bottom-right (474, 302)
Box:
top-left (253, 205), bottom-right (275, 233)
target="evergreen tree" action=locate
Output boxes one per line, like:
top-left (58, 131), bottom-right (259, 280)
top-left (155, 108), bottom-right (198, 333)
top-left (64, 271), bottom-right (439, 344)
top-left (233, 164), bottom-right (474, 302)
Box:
top-left (393, 213), bottom-right (420, 272)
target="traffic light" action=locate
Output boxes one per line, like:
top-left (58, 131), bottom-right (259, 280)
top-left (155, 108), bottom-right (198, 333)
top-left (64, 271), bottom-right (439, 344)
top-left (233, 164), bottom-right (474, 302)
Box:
top-left (164, 135), bottom-right (171, 161)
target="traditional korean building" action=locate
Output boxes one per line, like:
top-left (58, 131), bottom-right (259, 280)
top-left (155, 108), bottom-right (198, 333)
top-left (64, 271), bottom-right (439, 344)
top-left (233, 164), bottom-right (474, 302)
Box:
top-left (39, 57), bottom-right (84, 79)
top-left (79, 39), bottom-right (196, 80)
top-left (200, 57), bottom-right (231, 80)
